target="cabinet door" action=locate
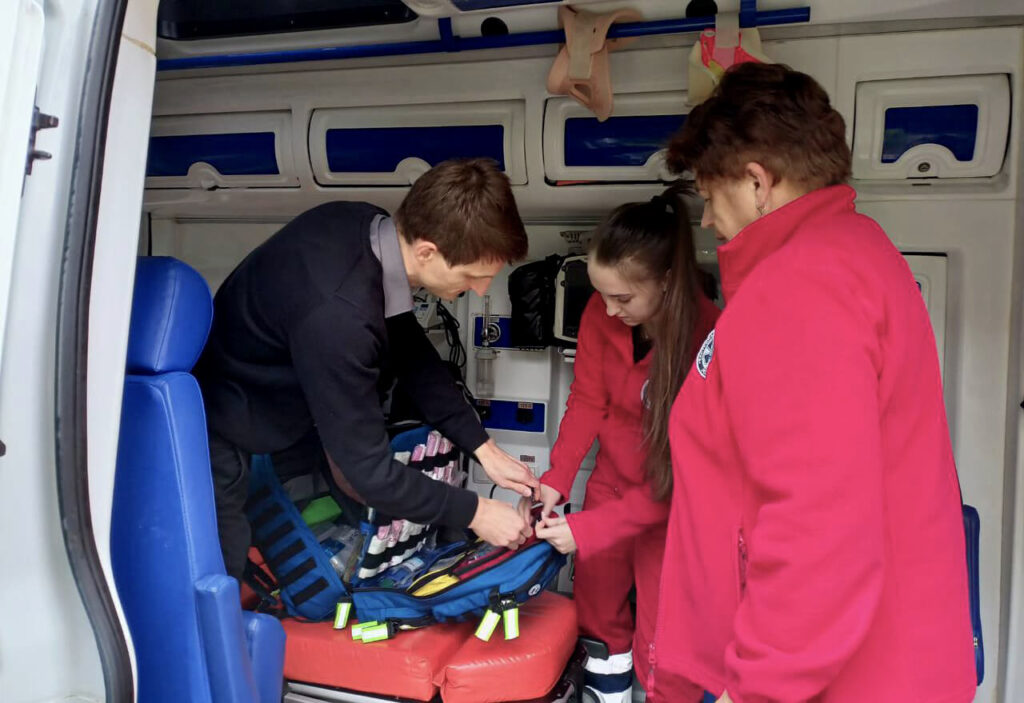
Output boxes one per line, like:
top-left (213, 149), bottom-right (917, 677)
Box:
top-left (853, 75), bottom-right (1010, 180)
top-left (543, 92), bottom-right (687, 184)
top-left (309, 100), bottom-right (526, 186)
top-left (146, 111), bottom-right (300, 189)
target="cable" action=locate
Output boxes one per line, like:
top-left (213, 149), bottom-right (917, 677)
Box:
top-left (435, 300), bottom-right (467, 370)
top-left (414, 293), bottom-right (477, 412)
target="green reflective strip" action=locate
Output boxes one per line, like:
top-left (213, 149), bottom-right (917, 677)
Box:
top-left (333, 602), bottom-right (352, 630)
top-left (475, 609), bottom-right (500, 642)
top-left (503, 607), bottom-right (520, 640)
top-left (351, 621), bottom-right (379, 639)
top-left (360, 623), bottom-right (391, 643)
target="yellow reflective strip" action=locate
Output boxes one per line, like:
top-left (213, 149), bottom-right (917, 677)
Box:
top-left (503, 607), bottom-right (520, 640)
top-left (360, 623), bottom-right (391, 643)
top-left (475, 609), bottom-right (500, 641)
top-left (351, 621), bottom-right (379, 639)
top-left (333, 602), bottom-right (352, 630)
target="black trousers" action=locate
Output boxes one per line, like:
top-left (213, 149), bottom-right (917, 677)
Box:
top-left (208, 429), bottom-right (328, 581)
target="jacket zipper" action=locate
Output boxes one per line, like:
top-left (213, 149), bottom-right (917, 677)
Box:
top-left (737, 528), bottom-right (748, 596)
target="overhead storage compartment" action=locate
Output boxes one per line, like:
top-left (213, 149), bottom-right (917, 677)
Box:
top-left (852, 74), bottom-right (1010, 180)
top-left (543, 92), bottom-right (687, 184)
top-left (308, 100), bottom-right (527, 186)
top-left (145, 111), bottom-right (300, 190)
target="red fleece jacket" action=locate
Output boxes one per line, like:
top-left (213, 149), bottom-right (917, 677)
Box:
top-left (651, 185), bottom-right (975, 703)
top-left (541, 292), bottom-right (719, 558)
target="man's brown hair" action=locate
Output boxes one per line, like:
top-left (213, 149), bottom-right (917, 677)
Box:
top-left (394, 158), bottom-right (528, 266)
top-left (668, 62), bottom-right (852, 189)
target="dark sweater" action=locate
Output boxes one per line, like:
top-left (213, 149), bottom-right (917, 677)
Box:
top-left (195, 202), bottom-right (487, 527)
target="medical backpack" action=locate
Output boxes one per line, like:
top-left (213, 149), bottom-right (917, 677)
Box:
top-left (244, 425), bottom-right (565, 641)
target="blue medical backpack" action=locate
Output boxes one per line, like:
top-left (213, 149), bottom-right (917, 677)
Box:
top-left (244, 426), bottom-right (565, 634)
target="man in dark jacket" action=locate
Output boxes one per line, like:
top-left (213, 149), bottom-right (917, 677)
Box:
top-left (195, 158), bottom-right (537, 580)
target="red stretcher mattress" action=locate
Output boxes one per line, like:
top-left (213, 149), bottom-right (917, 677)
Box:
top-left (282, 591), bottom-right (577, 702)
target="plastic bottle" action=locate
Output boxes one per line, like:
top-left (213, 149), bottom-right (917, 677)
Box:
top-left (318, 523), bottom-right (364, 581)
top-left (381, 556), bottom-right (426, 590)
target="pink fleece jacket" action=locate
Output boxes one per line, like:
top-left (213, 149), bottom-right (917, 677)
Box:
top-left (651, 185), bottom-right (976, 703)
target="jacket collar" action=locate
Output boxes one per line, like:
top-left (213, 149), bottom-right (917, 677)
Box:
top-left (717, 184), bottom-right (857, 303)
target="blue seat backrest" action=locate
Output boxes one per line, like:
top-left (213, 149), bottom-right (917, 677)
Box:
top-left (111, 256), bottom-right (218, 703)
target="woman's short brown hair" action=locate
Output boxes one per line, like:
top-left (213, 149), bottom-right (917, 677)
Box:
top-left (394, 158), bottom-right (528, 266)
top-left (668, 62), bottom-right (851, 189)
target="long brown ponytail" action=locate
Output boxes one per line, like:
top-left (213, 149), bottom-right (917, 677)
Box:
top-left (589, 182), bottom-right (700, 500)
top-left (644, 184), bottom-right (700, 499)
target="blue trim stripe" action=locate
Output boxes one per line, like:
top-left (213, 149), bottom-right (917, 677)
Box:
top-left (157, 9), bottom-right (811, 71)
top-left (881, 104), bottom-right (979, 164)
top-left (324, 125), bottom-right (505, 173)
top-left (146, 132), bottom-right (279, 177)
top-left (584, 670), bottom-right (634, 694)
top-left (564, 114), bottom-right (686, 168)
top-left (740, 0), bottom-right (760, 27)
top-left (452, 0), bottom-right (559, 9)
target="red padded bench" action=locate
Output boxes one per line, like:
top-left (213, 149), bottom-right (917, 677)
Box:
top-left (281, 591), bottom-right (581, 702)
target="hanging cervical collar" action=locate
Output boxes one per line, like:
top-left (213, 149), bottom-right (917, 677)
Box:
top-left (547, 5), bottom-right (643, 122)
top-left (687, 11), bottom-right (772, 106)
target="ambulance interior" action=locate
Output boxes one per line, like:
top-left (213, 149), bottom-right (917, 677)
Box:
top-left (58, 0), bottom-right (1024, 701)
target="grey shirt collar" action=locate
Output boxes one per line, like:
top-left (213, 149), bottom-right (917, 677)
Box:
top-left (369, 215), bottom-right (414, 319)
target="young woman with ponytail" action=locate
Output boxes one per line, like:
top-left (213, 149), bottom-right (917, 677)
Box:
top-left (522, 185), bottom-right (719, 703)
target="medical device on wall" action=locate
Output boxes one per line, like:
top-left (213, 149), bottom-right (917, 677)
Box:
top-left (475, 294), bottom-right (500, 397)
top-left (552, 255), bottom-right (595, 345)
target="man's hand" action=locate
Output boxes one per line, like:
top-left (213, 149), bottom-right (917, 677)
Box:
top-left (474, 439), bottom-right (540, 498)
top-left (516, 495), bottom-right (534, 525)
top-left (534, 515), bottom-right (577, 555)
top-left (470, 497), bottom-right (532, 549)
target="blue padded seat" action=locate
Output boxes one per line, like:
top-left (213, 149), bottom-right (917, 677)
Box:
top-left (112, 256), bottom-right (285, 703)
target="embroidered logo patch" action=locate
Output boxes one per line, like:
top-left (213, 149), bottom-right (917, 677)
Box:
top-left (696, 329), bottom-right (715, 379)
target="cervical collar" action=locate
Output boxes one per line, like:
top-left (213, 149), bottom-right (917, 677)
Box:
top-left (547, 5), bottom-right (643, 122)
top-left (687, 12), bottom-right (772, 105)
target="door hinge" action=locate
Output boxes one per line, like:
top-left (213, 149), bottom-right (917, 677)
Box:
top-left (26, 106), bottom-right (59, 176)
